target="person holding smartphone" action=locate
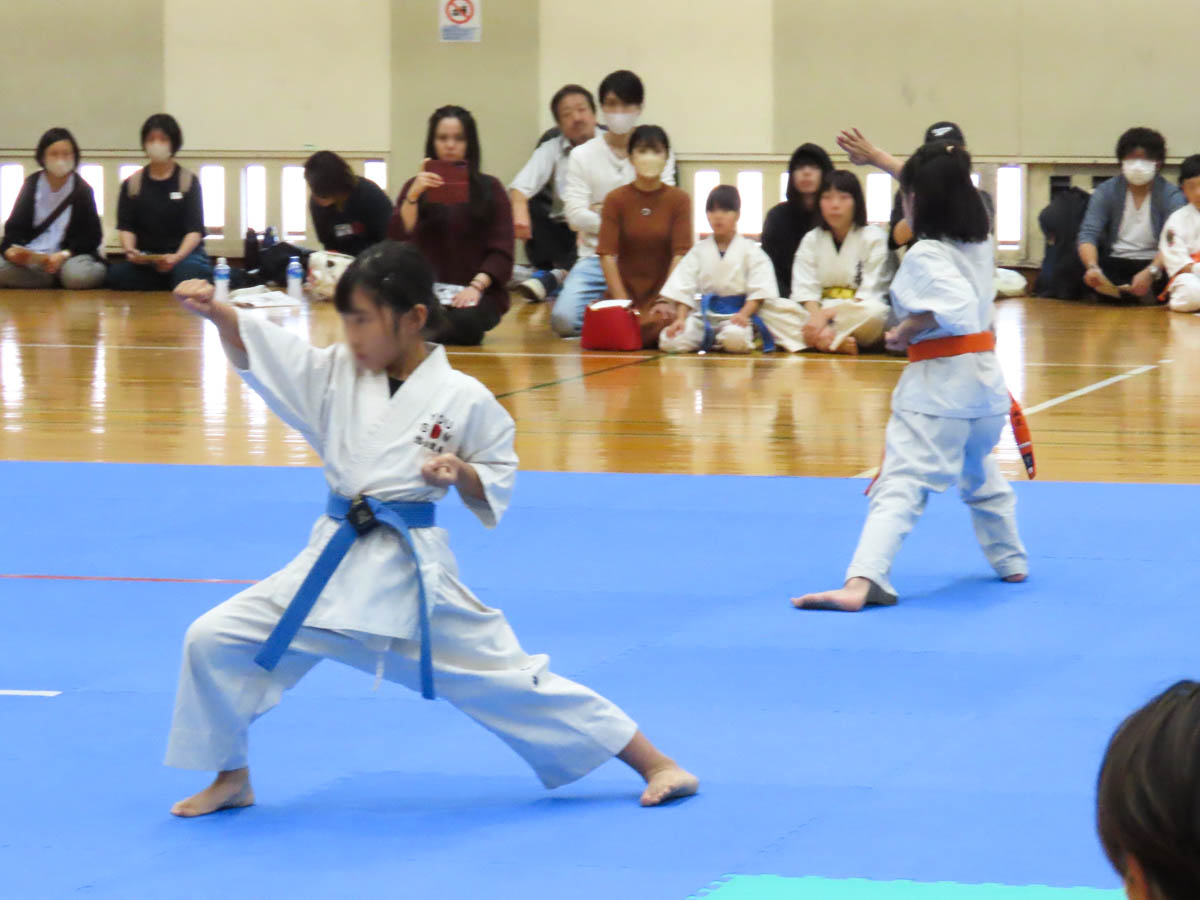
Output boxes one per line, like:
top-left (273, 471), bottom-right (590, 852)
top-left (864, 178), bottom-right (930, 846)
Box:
top-left (388, 105), bottom-right (514, 346)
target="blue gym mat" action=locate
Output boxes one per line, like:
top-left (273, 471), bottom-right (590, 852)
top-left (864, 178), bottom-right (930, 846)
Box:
top-left (1, 461), bottom-right (1193, 899)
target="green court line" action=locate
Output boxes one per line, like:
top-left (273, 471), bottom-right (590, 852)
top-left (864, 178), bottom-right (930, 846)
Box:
top-left (692, 876), bottom-right (1122, 899)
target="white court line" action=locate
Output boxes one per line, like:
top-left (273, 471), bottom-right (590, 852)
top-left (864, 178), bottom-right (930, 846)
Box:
top-left (15, 342), bottom-right (1156, 368)
top-left (851, 363), bottom-right (1161, 478)
top-left (0, 690), bottom-right (61, 697)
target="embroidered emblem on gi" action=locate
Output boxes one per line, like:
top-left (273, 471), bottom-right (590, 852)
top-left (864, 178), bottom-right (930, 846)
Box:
top-left (640, 208), bottom-right (651, 216)
top-left (430, 424), bottom-right (442, 439)
top-left (415, 414), bottom-right (455, 453)
top-left (855, 261), bottom-right (863, 287)
top-left (1167, 228), bottom-right (1176, 245)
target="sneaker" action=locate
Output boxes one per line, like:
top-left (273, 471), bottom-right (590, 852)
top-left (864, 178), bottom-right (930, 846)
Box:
top-left (516, 274), bottom-right (549, 302)
top-left (508, 264), bottom-right (535, 288)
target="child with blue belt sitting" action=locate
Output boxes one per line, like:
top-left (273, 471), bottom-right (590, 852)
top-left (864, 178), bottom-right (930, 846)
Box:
top-left (659, 185), bottom-right (804, 353)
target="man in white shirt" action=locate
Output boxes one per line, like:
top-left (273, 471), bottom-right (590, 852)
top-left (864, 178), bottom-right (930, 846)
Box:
top-left (551, 70), bottom-right (677, 337)
top-left (509, 85), bottom-right (599, 302)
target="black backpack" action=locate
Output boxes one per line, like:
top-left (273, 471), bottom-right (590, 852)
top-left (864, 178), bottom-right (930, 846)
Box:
top-left (1034, 187), bottom-right (1090, 299)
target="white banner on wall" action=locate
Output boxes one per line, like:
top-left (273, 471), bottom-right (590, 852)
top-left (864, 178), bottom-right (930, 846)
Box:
top-left (439, 0), bottom-right (482, 42)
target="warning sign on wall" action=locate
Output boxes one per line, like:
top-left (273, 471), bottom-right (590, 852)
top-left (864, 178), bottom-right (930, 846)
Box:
top-left (440, 0), bottom-right (482, 42)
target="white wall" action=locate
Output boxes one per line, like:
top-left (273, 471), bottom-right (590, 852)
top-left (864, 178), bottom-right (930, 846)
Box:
top-left (163, 0), bottom-right (392, 152)
top-left (538, 0), bottom-right (774, 154)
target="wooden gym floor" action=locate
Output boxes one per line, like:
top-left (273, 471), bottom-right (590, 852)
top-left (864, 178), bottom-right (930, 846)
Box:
top-left (1, 289), bottom-right (1197, 483)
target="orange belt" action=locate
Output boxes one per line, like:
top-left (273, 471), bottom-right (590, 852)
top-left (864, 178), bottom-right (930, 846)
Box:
top-left (1159, 251), bottom-right (1200, 303)
top-left (868, 331), bottom-right (1034, 488)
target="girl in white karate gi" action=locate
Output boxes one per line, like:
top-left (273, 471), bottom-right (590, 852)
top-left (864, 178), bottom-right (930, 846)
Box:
top-left (793, 142), bottom-right (1027, 612)
top-left (1159, 154), bottom-right (1200, 313)
top-left (659, 185), bottom-right (805, 353)
top-left (791, 170), bottom-right (894, 354)
top-left (166, 241), bottom-right (697, 816)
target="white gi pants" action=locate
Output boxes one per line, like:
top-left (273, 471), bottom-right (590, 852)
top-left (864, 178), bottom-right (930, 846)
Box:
top-left (846, 408), bottom-right (1028, 596)
top-left (801, 299), bottom-right (890, 351)
top-left (165, 590), bottom-right (638, 789)
top-left (1167, 272), bottom-right (1200, 313)
top-left (659, 314), bottom-right (754, 353)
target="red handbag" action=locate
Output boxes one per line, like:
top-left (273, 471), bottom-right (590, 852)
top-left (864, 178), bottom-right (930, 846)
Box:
top-left (580, 299), bottom-right (642, 351)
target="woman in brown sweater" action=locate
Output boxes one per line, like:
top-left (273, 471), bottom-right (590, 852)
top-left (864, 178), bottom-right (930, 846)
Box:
top-left (596, 125), bottom-right (692, 347)
top-left (389, 105), bottom-right (514, 346)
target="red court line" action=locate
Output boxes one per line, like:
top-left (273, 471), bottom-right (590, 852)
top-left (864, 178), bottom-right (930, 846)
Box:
top-left (0, 573), bottom-right (257, 585)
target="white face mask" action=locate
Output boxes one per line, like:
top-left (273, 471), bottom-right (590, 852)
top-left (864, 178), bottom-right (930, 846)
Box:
top-left (632, 151), bottom-right (667, 180)
top-left (1122, 159), bottom-right (1157, 186)
top-left (605, 111), bottom-right (640, 135)
top-left (145, 142), bottom-right (173, 163)
top-left (45, 159), bottom-right (75, 178)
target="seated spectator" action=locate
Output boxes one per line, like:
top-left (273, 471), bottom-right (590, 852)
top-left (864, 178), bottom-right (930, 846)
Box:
top-left (1077, 127), bottom-right (1185, 303)
top-left (553, 69), bottom-right (677, 337)
top-left (837, 121), bottom-right (993, 252)
top-left (660, 185), bottom-right (804, 354)
top-left (509, 84), bottom-right (599, 302)
top-left (1097, 680), bottom-right (1200, 900)
top-left (791, 170), bottom-right (893, 355)
top-left (0, 127), bottom-right (106, 290)
top-left (304, 151), bottom-right (393, 258)
top-left (105, 113), bottom-right (213, 291)
top-left (389, 105), bottom-right (513, 346)
top-left (761, 143), bottom-right (833, 297)
top-left (1159, 154), bottom-right (1200, 313)
top-left (596, 125), bottom-right (691, 348)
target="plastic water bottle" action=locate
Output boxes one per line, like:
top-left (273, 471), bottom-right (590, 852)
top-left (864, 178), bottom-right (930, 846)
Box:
top-left (213, 257), bottom-right (230, 303)
top-left (287, 256), bottom-right (304, 299)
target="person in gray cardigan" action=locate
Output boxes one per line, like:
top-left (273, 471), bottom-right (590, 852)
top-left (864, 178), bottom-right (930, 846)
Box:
top-left (1077, 127), bottom-right (1185, 303)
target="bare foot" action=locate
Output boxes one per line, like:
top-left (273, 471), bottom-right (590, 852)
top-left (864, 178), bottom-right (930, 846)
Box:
top-left (833, 335), bottom-right (859, 356)
top-left (640, 763), bottom-right (700, 807)
top-left (793, 576), bottom-right (894, 612)
top-left (170, 768), bottom-right (254, 818)
top-left (1003, 573), bottom-right (1027, 583)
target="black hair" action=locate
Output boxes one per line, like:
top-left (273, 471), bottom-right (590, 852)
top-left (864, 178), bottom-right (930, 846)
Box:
top-left (35, 127), bottom-right (80, 167)
top-left (1179, 154), bottom-right (1200, 185)
top-left (597, 69), bottom-right (644, 107)
top-left (334, 240), bottom-right (445, 335)
top-left (1116, 127), bottom-right (1167, 164)
top-left (1097, 680), bottom-right (1200, 900)
top-left (304, 151), bottom-right (357, 199)
top-left (817, 170), bottom-right (868, 230)
top-left (422, 105), bottom-right (493, 225)
top-left (924, 121), bottom-right (966, 145)
top-left (785, 143), bottom-right (834, 206)
top-left (550, 84), bottom-right (596, 122)
top-left (898, 140), bottom-right (989, 243)
top-left (628, 124), bottom-right (669, 156)
top-left (706, 184), bottom-right (740, 213)
top-left (140, 113), bottom-right (183, 155)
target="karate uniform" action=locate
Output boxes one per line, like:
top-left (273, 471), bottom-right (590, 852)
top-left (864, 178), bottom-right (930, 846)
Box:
top-left (1159, 203), bottom-right (1200, 313)
top-left (658, 234), bottom-right (805, 353)
top-left (791, 225), bottom-right (894, 350)
top-left (166, 312), bottom-right (637, 788)
top-left (845, 239), bottom-right (1027, 597)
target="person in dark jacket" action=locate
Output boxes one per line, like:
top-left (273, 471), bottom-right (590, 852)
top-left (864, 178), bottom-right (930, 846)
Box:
top-left (304, 151), bottom-right (393, 257)
top-left (761, 143), bottom-right (834, 297)
top-left (0, 127), bottom-right (106, 289)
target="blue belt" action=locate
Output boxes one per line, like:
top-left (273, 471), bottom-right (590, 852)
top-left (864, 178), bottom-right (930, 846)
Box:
top-left (254, 493), bottom-right (438, 700)
top-left (699, 294), bottom-right (775, 352)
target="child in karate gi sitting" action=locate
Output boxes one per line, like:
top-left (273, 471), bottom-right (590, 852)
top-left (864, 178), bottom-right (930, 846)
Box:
top-left (793, 142), bottom-right (1027, 611)
top-left (166, 241), bottom-right (697, 815)
top-left (1158, 154), bottom-right (1200, 313)
top-left (791, 170), bottom-right (894, 355)
top-left (659, 184), bottom-right (804, 353)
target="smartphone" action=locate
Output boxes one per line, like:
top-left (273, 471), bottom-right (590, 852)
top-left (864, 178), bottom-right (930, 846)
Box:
top-left (424, 160), bottom-right (469, 205)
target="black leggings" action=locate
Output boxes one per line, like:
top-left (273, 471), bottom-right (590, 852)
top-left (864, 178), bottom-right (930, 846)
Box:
top-left (430, 292), bottom-right (504, 346)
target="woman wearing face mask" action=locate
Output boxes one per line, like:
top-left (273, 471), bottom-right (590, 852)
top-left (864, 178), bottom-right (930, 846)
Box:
top-left (388, 105), bottom-right (513, 346)
top-left (595, 125), bottom-right (692, 348)
top-left (761, 143), bottom-right (834, 298)
top-left (791, 170), bottom-right (893, 355)
top-left (105, 113), bottom-right (213, 291)
top-left (0, 127), bottom-right (106, 289)
top-left (553, 69), bottom-right (677, 337)
top-left (1077, 127), bottom-right (1185, 303)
